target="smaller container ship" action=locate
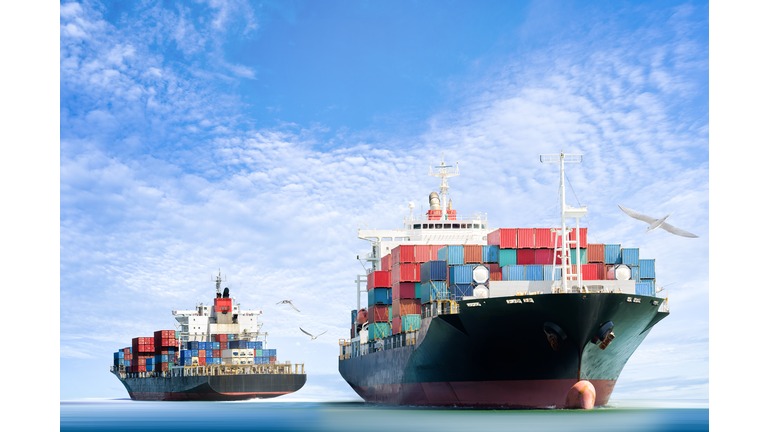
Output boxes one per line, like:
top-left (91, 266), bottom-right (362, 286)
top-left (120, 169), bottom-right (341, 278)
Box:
top-left (110, 272), bottom-right (306, 401)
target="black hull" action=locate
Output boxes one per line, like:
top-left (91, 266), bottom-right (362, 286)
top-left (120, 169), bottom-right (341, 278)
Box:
top-left (339, 293), bottom-right (667, 408)
top-left (115, 373), bottom-right (307, 401)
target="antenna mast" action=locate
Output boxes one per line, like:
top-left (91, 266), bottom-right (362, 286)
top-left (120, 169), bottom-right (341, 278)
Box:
top-left (212, 269), bottom-right (227, 295)
top-left (428, 152), bottom-right (460, 217)
top-left (540, 151), bottom-right (586, 293)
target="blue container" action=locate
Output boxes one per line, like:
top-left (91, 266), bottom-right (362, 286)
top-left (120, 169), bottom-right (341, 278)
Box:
top-left (211, 342), bottom-right (220, 350)
top-left (155, 355), bottom-right (168, 363)
top-left (228, 334), bottom-right (235, 341)
top-left (146, 364), bottom-right (154, 372)
top-left (420, 280), bottom-right (449, 302)
top-left (631, 266), bottom-right (640, 281)
top-left (197, 342), bottom-right (206, 350)
top-left (206, 357), bottom-right (213, 364)
top-left (180, 357), bottom-right (192, 366)
top-left (368, 287), bottom-right (392, 305)
top-left (231, 340), bottom-right (248, 349)
top-left (543, 265), bottom-right (562, 281)
top-left (205, 350), bottom-right (213, 358)
top-left (604, 244), bottom-right (621, 264)
top-left (181, 350), bottom-right (193, 358)
top-left (211, 357), bottom-right (221, 365)
top-left (621, 248), bottom-right (640, 266)
top-left (187, 341), bottom-right (198, 350)
top-left (525, 265), bottom-right (544, 281)
top-left (635, 282), bottom-right (652, 296)
top-left (498, 249), bottom-right (517, 267)
top-left (448, 265), bottom-right (473, 285)
top-left (415, 282), bottom-right (421, 300)
top-left (253, 341), bottom-right (263, 350)
top-left (147, 358), bottom-right (155, 365)
top-left (118, 359), bottom-right (124, 366)
top-left (640, 278), bottom-right (656, 293)
top-left (421, 260), bottom-right (448, 281)
top-left (502, 265), bottom-right (525, 281)
top-left (437, 245), bottom-right (464, 266)
top-left (167, 346), bottom-right (176, 352)
top-left (639, 259), bottom-right (656, 279)
top-left (449, 283), bottom-right (474, 299)
top-left (482, 245), bottom-right (500, 263)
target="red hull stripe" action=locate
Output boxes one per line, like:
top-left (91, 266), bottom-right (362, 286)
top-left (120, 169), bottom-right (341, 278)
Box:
top-left (128, 391), bottom-right (291, 401)
top-left (353, 379), bottom-right (616, 408)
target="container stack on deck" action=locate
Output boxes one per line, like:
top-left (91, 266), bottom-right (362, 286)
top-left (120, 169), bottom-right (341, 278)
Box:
top-left (114, 330), bottom-right (181, 373)
top-left (178, 336), bottom-right (274, 366)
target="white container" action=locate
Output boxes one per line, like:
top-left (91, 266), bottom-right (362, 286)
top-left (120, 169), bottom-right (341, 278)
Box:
top-left (472, 265), bottom-right (490, 284)
top-left (607, 264), bottom-right (632, 281)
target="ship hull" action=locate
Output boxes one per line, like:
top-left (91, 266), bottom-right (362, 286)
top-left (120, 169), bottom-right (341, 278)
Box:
top-left (339, 293), bottom-right (667, 408)
top-left (116, 373), bottom-right (307, 401)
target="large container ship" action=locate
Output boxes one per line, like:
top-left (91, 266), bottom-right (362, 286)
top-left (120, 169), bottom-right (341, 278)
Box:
top-left (338, 152), bottom-right (669, 409)
top-left (110, 273), bottom-right (306, 401)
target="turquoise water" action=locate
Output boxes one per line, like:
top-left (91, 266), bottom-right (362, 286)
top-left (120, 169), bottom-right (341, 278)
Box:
top-left (61, 400), bottom-right (708, 432)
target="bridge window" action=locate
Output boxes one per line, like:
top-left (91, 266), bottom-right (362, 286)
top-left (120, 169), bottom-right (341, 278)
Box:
top-left (473, 224), bottom-right (479, 229)
top-left (435, 224), bottom-right (442, 229)
top-left (453, 224), bottom-right (460, 229)
top-left (414, 224), bottom-right (421, 229)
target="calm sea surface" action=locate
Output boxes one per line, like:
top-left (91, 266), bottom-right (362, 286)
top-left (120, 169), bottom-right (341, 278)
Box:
top-left (60, 400), bottom-right (708, 432)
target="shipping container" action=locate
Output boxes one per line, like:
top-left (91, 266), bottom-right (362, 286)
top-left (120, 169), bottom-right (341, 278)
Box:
top-left (369, 322), bottom-right (391, 340)
top-left (525, 265), bottom-right (544, 281)
top-left (639, 259), bottom-right (656, 279)
top-left (421, 260), bottom-right (448, 281)
top-left (502, 265), bottom-right (526, 281)
top-left (437, 245), bottom-right (464, 265)
top-left (213, 349), bottom-right (221, 358)
top-left (631, 266), bottom-right (640, 282)
top-left (595, 262), bottom-right (606, 280)
top-left (400, 314), bottom-right (421, 332)
top-left (587, 244), bottom-right (605, 263)
top-left (580, 264), bottom-right (599, 280)
top-left (370, 304), bottom-right (390, 323)
top-left (463, 245), bottom-right (483, 264)
top-left (640, 278), bottom-right (656, 293)
top-left (393, 282), bottom-right (417, 300)
top-left (420, 280), bottom-right (449, 302)
top-left (569, 248), bottom-right (588, 265)
top-left (517, 249), bottom-right (536, 265)
top-left (393, 298), bottom-right (421, 316)
top-left (367, 270), bottom-right (392, 290)
top-left (448, 265), bottom-right (473, 285)
top-left (534, 228), bottom-right (555, 248)
top-left (368, 287), bottom-right (392, 305)
top-left (429, 245), bottom-right (446, 261)
top-left (604, 244), bottom-right (622, 264)
top-left (254, 349), bottom-right (263, 357)
top-left (606, 264), bottom-right (632, 281)
top-left (534, 248), bottom-right (554, 265)
top-left (392, 316), bottom-right (401, 335)
top-left (414, 245), bottom-right (430, 263)
top-left (621, 248), bottom-right (640, 266)
top-left (543, 265), bottom-right (562, 281)
top-left (392, 245), bottom-right (416, 265)
top-left (482, 245), bottom-right (499, 263)
top-left (499, 249), bottom-right (517, 267)
top-left (635, 282), bottom-right (653, 296)
top-left (517, 228), bottom-right (535, 248)
top-left (381, 254), bottom-right (391, 271)
top-left (414, 282), bottom-right (421, 300)
top-left (487, 228), bottom-right (517, 249)
top-left (450, 283), bottom-right (474, 299)
top-left (392, 263), bottom-right (421, 283)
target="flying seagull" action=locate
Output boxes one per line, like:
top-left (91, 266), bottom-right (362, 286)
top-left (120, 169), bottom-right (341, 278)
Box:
top-left (276, 300), bottom-right (300, 312)
top-left (618, 205), bottom-right (699, 238)
top-left (300, 327), bottom-right (327, 341)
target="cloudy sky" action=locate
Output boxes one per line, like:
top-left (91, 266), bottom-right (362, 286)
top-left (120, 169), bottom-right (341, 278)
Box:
top-left (44, 0), bottom-right (719, 402)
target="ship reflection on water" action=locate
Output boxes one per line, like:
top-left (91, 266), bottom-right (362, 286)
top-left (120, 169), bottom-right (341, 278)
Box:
top-left (60, 400), bottom-right (708, 432)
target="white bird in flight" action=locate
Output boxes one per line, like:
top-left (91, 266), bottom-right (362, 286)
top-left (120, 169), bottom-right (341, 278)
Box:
top-left (300, 327), bottom-right (327, 341)
top-left (618, 205), bottom-right (699, 238)
top-left (276, 300), bottom-right (300, 312)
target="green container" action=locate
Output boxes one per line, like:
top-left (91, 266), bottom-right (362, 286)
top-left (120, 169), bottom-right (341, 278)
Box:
top-left (254, 349), bottom-right (263, 357)
top-left (175, 331), bottom-right (180, 339)
top-left (388, 306), bottom-right (392, 322)
top-left (499, 249), bottom-right (517, 267)
top-left (400, 315), bottom-right (421, 332)
top-left (569, 248), bottom-right (588, 265)
top-left (414, 282), bottom-right (421, 300)
top-left (369, 322), bottom-right (391, 340)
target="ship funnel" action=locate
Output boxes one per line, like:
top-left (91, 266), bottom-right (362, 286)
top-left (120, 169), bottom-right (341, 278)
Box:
top-left (223, 287), bottom-right (230, 298)
top-left (429, 192), bottom-right (440, 210)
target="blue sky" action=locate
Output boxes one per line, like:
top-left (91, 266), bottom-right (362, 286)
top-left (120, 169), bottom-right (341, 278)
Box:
top-left (53, 0), bottom-right (716, 403)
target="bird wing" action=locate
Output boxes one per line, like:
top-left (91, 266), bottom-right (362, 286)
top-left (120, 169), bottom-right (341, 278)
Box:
top-left (317, 330), bottom-right (327, 337)
top-left (299, 327), bottom-right (314, 337)
top-left (288, 301), bottom-right (300, 312)
top-left (618, 205), bottom-right (657, 224)
top-left (659, 222), bottom-right (699, 238)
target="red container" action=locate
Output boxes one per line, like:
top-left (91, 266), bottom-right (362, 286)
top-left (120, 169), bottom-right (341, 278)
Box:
top-left (414, 245), bottom-right (430, 263)
top-left (487, 229), bottom-right (517, 249)
top-left (463, 245), bottom-right (482, 264)
top-left (587, 244), bottom-right (605, 263)
top-left (369, 305), bottom-right (389, 323)
top-left (137, 357), bottom-right (146, 366)
top-left (392, 263), bottom-right (420, 283)
top-left (163, 339), bottom-right (176, 347)
top-left (199, 357), bottom-right (207, 366)
top-left (269, 357), bottom-right (277, 363)
top-left (213, 349), bottom-right (221, 358)
top-left (570, 264), bottom-right (599, 280)
top-left (517, 249), bottom-right (536, 265)
top-left (392, 245), bottom-right (416, 265)
top-left (517, 228), bottom-right (535, 248)
top-left (488, 263), bottom-right (502, 281)
top-left (393, 282), bottom-right (416, 300)
top-left (161, 363), bottom-right (169, 372)
top-left (367, 270), bottom-right (392, 290)
top-left (198, 350), bottom-right (205, 358)
top-left (430, 245), bottom-right (447, 261)
top-left (216, 334), bottom-right (228, 342)
top-left (534, 249), bottom-right (554, 265)
top-left (392, 316), bottom-right (402, 334)
top-left (136, 365), bottom-right (146, 372)
top-left (595, 263), bottom-right (606, 280)
top-left (534, 228), bottom-right (554, 248)
top-left (381, 254), bottom-right (392, 271)
top-left (393, 299), bottom-right (421, 317)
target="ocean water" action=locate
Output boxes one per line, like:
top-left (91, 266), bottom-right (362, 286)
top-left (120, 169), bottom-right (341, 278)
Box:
top-left (60, 400), bottom-right (708, 432)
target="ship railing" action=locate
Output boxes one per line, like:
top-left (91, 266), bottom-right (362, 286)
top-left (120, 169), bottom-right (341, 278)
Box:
top-left (421, 300), bottom-right (460, 319)
top-left (119, 362), bottom-right (306, 378)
